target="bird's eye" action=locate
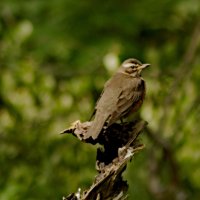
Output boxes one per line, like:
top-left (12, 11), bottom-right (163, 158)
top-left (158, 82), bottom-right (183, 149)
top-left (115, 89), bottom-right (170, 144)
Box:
top-left (131, 66), bottom-right (138, 71)
top-left (123, 61), bottom-right (140, 68)
top-left (131, 64), bottom-right (137, 68)
top-left (133, 63), bottom-right (140, 67)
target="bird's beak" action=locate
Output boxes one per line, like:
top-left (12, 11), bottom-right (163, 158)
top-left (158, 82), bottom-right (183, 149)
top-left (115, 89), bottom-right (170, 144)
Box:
top-left (137, 63), bottom-right (150, 70)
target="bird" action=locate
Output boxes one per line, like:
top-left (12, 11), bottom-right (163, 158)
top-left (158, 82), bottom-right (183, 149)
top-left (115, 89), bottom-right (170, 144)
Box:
top-left (87, 58), bottom-right (150, 140)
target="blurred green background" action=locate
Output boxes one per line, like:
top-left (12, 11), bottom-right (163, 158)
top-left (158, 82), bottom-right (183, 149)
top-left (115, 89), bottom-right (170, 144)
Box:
top-left (0, 0), bottom-right (200, 199)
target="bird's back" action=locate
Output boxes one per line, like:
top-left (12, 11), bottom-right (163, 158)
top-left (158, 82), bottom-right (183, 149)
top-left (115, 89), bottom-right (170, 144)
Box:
top-left (95, 72), bottom-right (145, 125)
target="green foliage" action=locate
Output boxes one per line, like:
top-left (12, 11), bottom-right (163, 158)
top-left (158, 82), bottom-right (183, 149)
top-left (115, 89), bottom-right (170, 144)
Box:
top-left (0, 0), bottom-right (200, 199)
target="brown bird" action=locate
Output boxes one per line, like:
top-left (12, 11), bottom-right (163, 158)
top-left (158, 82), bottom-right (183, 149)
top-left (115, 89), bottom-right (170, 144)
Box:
top-left (87, 58), bottom-right (150, 140)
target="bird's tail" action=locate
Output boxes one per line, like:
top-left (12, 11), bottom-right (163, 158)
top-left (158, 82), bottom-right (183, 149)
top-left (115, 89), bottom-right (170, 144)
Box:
top-left (87, 113), bottom-right (108, 140)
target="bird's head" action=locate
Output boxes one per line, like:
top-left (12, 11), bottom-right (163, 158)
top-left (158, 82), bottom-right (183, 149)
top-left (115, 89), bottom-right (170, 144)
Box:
top-left (120, 58), bottom-right (150, 77)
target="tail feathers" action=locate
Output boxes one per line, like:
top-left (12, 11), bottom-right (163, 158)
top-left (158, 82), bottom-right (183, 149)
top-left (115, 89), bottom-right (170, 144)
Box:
top-left (87, 114), bottom-right (107, 140)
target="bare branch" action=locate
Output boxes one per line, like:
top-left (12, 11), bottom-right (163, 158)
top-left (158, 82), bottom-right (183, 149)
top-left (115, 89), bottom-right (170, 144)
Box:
top-left (62, 120), bottom-right (147, 200)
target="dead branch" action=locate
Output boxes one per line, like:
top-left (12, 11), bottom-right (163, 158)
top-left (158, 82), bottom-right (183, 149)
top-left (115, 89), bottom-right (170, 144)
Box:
top-left (61, 120), bottom-right (147, 200)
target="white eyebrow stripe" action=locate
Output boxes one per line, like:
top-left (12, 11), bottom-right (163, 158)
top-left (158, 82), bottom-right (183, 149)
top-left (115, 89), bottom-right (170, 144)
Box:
top-left (123, 63), bottom-right (134, 68)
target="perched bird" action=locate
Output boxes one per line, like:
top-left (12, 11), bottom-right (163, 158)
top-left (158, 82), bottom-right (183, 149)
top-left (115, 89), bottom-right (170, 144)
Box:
top-left (87, 58), bottom-right (150, 140)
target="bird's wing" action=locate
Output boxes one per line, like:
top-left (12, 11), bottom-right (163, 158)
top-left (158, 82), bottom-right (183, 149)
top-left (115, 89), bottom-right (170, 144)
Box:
top-left (87, 77), bottom-right (120, 139)
top-left (89, 78), bottom-right (113, 120)
top-left (108, 77), bottom-right (145, 124)
top-left (90, 73), bottom-right (145, 127)
top-left (95, 74), bottom-right (125, 113)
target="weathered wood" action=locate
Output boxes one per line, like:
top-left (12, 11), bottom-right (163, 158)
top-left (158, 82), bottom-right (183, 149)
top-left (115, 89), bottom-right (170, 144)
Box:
top-left (62, 120), bottom-right (147, 200)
